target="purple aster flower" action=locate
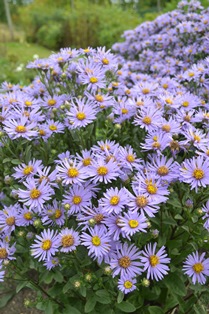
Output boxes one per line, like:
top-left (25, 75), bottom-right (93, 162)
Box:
top-left (31, 229), bottom-right (60, 261)
top-left (66, 98), bottom-right (98, 129)
top-left (118, 276), bottom-right (137, 294)
top-left (0, 240), bottom-right (16, 265)
top-left (180, 156), bottom-right (209, 192)
top-left (109, 243), bottom-right (143, 278)
top-left (46, 119), bottom-right (65, 134)
top-left (18, 178), bottom-right (55, 211)
top-left (183, 251), bottom-right (209, 284)
top-left (88, 158), bottom-right (120, 184)
top-left (58, 228), bottom-right (80, 253)
top-left (63, 184), bottom-right (91, 215)
top-left (3, 116), bottom-right (38, 140)
top-left (41, 200), bottom-right (65, 227)
top-left (12, 159), bottom-right (43, 182)
top-left (140, 242), bottom-right (170, 281)
top-left (99, 187), bottom-right (129, 214)
top-left (16, 206), bottom-right (35, 227)
top-left (104, 213), bottom-right (126, 241)
top-left (77, 206), bottom-right (107, 231)
top-left (35, 166), bottom-right (58, 188)
top-left (134, 105), bottom-right (162, 132)
top-left (43, 256), bottom-right (60, 270)
top-left (0, 205), bottom-right (20, 235)
top-left (117, 211), bottom-right (148, 240)
top-left (56, 159), bottom-right (88, 186)
top-left (118, 145), bottom-right (143, 171)
top-left (81, 225), bottom-right (111, 259)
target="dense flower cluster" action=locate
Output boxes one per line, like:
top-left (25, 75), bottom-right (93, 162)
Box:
top-left (0, 1), bottom-right (209, 308)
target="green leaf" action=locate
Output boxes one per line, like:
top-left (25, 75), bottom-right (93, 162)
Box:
top-left (174, 214), bottom-right (183, 220)
top-left (63, 279), bottom-right (72, 293)
top-left (16, 280), bottom-right (29, 293)
top-left (53, 271), bottom-right (63, 283)
top-left (0, 292), bottom-right (15, 308)
top-left (79, 286), bottom-right (87, 297)
top-left (3, 158), bottom-right (11, 163)
top-left (45, 300), bottom-right (54, 314)
top-left (164, 272), bottom-right (186, 296)
top-left (148, 306), bottom-right (164, 314)
top-left (11, 159), bottom-right (21, 165)
top-left (63, 305), bottom-right (81, 314)
top-left (95, 289), bottom-right (111, 304)
top-left (84, 295), bottom-right (97, 313)
top-left (117, 291), bottom-right (124, 303)
top-left (116, 301), bottom-right (136, 313)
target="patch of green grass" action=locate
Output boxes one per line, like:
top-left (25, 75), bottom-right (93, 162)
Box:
top-left (0, 42), bottom-right (52, 85)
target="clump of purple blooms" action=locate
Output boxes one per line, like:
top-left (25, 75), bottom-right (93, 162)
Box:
top-left (1, 0), bottom-right (209, 311)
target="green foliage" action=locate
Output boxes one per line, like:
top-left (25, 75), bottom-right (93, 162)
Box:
top-left (16, 0), bottom-right (141, 49)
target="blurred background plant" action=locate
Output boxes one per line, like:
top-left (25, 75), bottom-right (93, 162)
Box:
top-left (1, 0), bottom-right (209, 85)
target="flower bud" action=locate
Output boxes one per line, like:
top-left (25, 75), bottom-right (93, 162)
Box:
top-left (141, 278), bottom-right (150, 287)
top-left (74, 281), bottom-right (81, 288)
top-left (88, 218), bottom-right (96, 227)
top-left (64, 203), bottom-right (71, 211)
top-left (33, 219), bottom-right (42, 228)
top-left (104, 266), bottom-right (112, 275)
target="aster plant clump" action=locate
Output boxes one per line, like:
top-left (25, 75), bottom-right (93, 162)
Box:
top-left (1, 1), bottom-right (209, 313)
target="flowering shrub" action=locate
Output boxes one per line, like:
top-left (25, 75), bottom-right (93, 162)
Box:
top-left (1, 1), bottom-right (209, 313)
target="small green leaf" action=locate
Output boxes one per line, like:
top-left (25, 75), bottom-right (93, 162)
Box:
top-left (116, 301), bottom-right (136, 313)
top-left (95, 289), bottom-right (111, 304)
top-left (53, 271), bottom-right (63, 283)
top-left (16, 280), bottom-right (29, 293)
top-left (63, 305), bottom-right (81, 314)
top-left (0, 292), bottom-right (15, 308)
top-left (11, 159), bottom-right (21, 165)
top-left (164, 272), bottom-right (186, 296)
top-left (63, 279), bottom-right (72, 293)
top-left (117, 291), bottom-right (124, 303)
top-left (148, 306), bottom-right (164, 314)
top-left (84, 295), bottom-right (96, 313)
top-left (45, 300), bottom-right (54, 314)
top-left (174, 214), bottom-right (183, 220)
top-left (79, 286), bottom-right (86, 297)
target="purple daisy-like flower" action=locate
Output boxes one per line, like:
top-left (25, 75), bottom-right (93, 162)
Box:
top-left (117, 211), bottom-right (148, 240)
top-left (16, 206), bottom-right (35, 227)
top-left (0, 240), bottom-right (16, 265)
top-left (183, 251), bottom-right (209, 285)
top-left (12, 159), bottom-right (43, 182)
top-left (118, 276), bottom-right (137, 294)
top-left (109, 243), bottom-right (143, 278)
top-left (66, 98), bottom-right (98, 129)
top-left (3, 115), bottom-right (38, 140)
top-left (180, 156), bottom-right (209, 192)
top-left (31, 229), bottom-right (60, 261)
top-left (41, 200), bottom-right (65, 227)
top-left (56, 159), bottom-right (88, 186)
top-left (63, 184), bottom-right (92, 215)
top-left (88, 158), bottom-right (120, 184)
top-left (140, 242), bottom-right (170, 281)
top-left (43, 256), bottom-right (60, 270)
top-left (0, 204), bottom-right (20, 235)
top-left (80, 225), bottom-right (111, 259)
top-left (99, 187), bottom-right (129, 214)
top-left (58, 228), bottom-right (80, 253)
top-left (18, 178), bottom-right (54, 211)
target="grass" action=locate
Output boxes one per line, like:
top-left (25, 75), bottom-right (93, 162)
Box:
top-left (0, 41), bottom-right (52, 85)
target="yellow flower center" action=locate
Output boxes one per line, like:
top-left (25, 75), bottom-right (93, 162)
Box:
top-left (128, 219), bottom-right (139, 228)
top-left (157, 166), bottom-right (169, 176)
top-left (72, 196), bottom-right (82, 204)
top-left (142, 88), bottom-right (150, 94)
top-left (126, 154), bottom-right (135, 162)
top-left (110, 196), bottom-right (120, 205)
top-left (23, 165), bottom-right (34, 175)
top-left (30, 189), bottom-right (41, 199)
top-left (136, 196), bottom-right (148, 208)
top-left (90, 77), bottom-right (98, 83)
top-left (162, 124), bottom-right (171, 132)
top-left (49, 124), bottom-right (57, 131)
top-left (142, 116), bottom-right (151, 125)
top-left (149, 255), bottom-right (159, 267)
top-left (124, 280), bottom-right (133, 289)
top-left (0, 248), bottom-right (8, 259)
top-left (97, 166), bottom-right (108, 176)
top-left (39, 129), bottom-right (46, 136)
top-left (182, 101), bottom-right (189, 107)
top-left (94, 214), bottom-right (104, 223)
top-left (193, 168), bottom-right (204, 180)
top-left (193, 134), bottom-right (201, 142)
top-left (165, 98), bottom-right (173, 105)
top-left (162, 83), bottom-right (168, 89)
top-left (184, 115), bottom-right (191, 122)
top-left (75, 112), bottom-right (86, 121)
top-left (68, 168), bottom-right (79, 178)
top-left (25, 100), bottom-right (32, 106)
top-left (152, 142), bottom-right (161, 149)
top-left (47, 99), bottom-right (56, 106)
top-left (188, 72), bottom-right (194, 77)
top-left (54, 209), bottom-right (62, 219)
top-left (91, 236), bottom-right (101, 246)
top-left (102, 58), bottom-right (109, 65)
top-left (83, 157), bottom-right (92, 166)
top-left (95, 94), bottom-right (104, 102)
top-left (62, 235), bottom-right (74, 247)
top-left (147, 183), bottom-right (158, 194)
top-left (119, 256), bottom-right (131, 268)
top-left (6, 216), bottom-right (15, 226)
top-left (41, 239), bottom-right (52, 251)
top-left (192, 262), bottom-right (204, 273)
top-left (121, 108), bottom-right (128, 114)
top-left (24, 212), bottom-right (33, 220)
top-left (15, 125), bottom-right (26, 133)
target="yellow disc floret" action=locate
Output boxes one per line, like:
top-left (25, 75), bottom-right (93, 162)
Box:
top-left (68, 168), bottom-right (79, 178)
top-left (97, 166), bottom-right (108, 176)
top-left (41, 239), bottom-right (52, 251)
top-left (110, 196), bottom-right (120, 205)
top-left (62, 235), bottom-right (74, 247)
top-left (23, 165), bottom-right (34, 175)
top-left (193, 168), bottom-right (204, 180)
top-left (192, 262), bottom-right (204, 273)
top-left (119, 256), bottom-right (131, 268)
top-left (128, 219), bottom-right (139, 228)
top-left (149, 255), bottom-right (159, 267)
top-left (15, 125), bottom-right (26, 133)
top-left (30, 189), bottom-right (41, 199)
top-left (91, 236), bottom-right (101, 246)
